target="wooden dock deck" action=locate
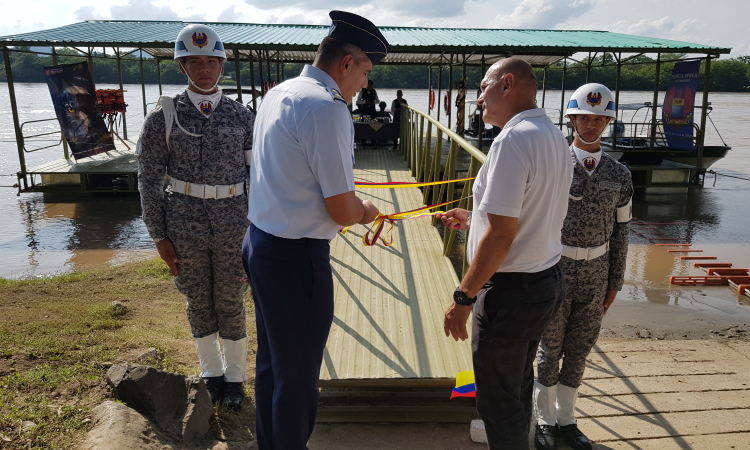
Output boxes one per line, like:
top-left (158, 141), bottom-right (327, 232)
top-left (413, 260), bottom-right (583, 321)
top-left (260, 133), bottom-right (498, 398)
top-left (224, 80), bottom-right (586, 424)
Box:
top-left (320, 148), bottom-right (472, 389)
top-left (18, 139), bottom-right (138, 193)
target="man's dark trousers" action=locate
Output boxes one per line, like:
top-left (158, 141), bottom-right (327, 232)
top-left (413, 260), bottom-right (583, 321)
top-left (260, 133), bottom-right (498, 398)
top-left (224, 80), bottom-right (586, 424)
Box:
top-left (472, 262), bottom-right (566, 450)
top-left (242, 224), bottom-right (334, 450)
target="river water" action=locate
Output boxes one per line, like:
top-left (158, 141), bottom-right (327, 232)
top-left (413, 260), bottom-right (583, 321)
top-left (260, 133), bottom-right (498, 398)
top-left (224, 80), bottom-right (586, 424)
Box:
top-left (1, 83), bottom-right (749, 319)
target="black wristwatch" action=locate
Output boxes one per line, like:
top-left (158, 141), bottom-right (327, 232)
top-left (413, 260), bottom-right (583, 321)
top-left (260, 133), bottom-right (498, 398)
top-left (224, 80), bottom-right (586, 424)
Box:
top-left (453, 287), bottom-right (477, 306)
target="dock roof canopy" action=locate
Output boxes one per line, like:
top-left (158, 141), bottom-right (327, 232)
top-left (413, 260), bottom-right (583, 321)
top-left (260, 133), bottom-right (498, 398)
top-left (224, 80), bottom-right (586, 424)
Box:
top-left (0, 20), bottom-right (731, 66)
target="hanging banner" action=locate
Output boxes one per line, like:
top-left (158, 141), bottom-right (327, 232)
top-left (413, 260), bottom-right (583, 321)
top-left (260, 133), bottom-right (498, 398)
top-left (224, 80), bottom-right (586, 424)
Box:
top-left (662, 60), bottom-right (700, 151)
top-left (44, 62), bottom-right (115, 160)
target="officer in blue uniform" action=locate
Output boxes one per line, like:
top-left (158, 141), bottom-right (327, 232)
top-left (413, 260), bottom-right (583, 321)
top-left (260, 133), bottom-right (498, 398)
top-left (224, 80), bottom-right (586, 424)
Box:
top-left (243, 11), bottom-right (390, 450)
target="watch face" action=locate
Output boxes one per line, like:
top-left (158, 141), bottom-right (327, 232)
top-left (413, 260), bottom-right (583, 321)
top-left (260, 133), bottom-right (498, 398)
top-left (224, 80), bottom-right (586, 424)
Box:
top-left (453, 289), bottom-right (470, 305)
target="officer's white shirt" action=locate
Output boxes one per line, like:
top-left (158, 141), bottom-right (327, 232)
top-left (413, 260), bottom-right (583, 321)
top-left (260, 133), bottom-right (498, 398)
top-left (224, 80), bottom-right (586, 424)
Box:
top-left (467, 108), bottom-right (573, 273)
top-left (247, 65), bottom-right (355, 240)
top-left (572, 144), bottom-right (602, 176)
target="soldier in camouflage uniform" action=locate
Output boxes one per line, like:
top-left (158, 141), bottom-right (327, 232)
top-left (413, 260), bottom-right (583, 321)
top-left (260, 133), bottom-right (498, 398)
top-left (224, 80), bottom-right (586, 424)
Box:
top-left (534, 83), bottom-right (633, 450)
top-left (137, 24), bottom-right (254, 411)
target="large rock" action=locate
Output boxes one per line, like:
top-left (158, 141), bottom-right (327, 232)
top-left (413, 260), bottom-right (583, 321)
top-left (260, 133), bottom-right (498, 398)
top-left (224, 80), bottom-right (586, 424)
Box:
top-left (105, 364), bottom-right (188, 438)
top-left (182, 376), bottom-right (214, 443)
top-left (80, 401), bottom-right (177, 450)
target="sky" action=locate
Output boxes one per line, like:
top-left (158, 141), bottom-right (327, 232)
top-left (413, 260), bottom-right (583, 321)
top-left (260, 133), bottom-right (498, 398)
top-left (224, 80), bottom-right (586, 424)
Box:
top-left (1, 0), bottom-right (746, 57)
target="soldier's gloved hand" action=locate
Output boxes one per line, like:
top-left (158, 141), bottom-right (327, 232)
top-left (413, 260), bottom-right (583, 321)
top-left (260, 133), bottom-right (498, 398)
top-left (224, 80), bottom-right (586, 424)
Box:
top-left (436, 208), bottom-right (469, 231)
top-left (603, 289), bottom-right (618, 314)
top-left (155, 238), bottom-right (179, 277)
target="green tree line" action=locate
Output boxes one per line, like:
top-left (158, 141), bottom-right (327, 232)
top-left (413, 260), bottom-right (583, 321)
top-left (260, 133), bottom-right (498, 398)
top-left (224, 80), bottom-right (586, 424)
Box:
top-left (2, 47), bottom-right (749, 92)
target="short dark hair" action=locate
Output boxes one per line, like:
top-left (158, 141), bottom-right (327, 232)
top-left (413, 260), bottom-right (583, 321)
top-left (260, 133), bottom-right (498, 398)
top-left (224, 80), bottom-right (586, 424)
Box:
top-left (314, 36), bottom-right (369, 69)
top-left (379, 101), bottom-right (386, 109)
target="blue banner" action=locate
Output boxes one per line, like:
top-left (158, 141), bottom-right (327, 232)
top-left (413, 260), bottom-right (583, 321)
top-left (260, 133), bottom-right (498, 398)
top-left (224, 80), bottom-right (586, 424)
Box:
top-left (662, 60), bottom-right (700, 151)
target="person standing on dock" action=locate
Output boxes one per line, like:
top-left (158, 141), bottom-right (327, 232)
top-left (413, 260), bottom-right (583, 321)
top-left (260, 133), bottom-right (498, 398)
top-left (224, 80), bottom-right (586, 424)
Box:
top-left (137, 24), bottom-right (255, 411)
top-left (243, 11), bottom-right (388, 450)
top-left (533, 83), bottom-right (633, 450)
top-left (391, 90), bottom-right (408, 148)
top-left (437, 57), bottom-right (572, 450)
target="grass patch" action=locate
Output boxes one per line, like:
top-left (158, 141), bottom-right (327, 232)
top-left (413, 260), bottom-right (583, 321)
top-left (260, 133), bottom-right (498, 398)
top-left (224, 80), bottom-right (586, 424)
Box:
top-left (0, 258), bottom-right (258, 449)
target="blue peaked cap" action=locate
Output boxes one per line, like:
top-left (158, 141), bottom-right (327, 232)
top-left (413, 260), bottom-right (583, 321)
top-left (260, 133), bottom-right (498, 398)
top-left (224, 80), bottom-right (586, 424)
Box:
top-left (328, 10), bottom-right (390, 66)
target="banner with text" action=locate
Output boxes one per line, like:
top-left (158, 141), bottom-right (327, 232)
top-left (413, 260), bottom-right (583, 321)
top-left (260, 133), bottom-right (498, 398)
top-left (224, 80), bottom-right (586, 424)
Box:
top-left (662, 60), bottom-right (700, 151)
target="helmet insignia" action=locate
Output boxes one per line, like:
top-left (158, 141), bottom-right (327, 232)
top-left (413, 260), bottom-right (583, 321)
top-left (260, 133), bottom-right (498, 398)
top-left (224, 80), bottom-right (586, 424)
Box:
top-left (586, 92), bottom-right (602, 107)
top-left (192, 33), bottom-right (209, 48)
top-left (199, 100), bottom-right (212, 115)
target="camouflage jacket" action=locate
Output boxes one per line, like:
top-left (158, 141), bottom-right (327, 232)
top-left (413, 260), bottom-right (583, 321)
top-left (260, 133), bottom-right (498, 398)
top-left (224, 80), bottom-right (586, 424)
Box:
top-left (137, 90), bottom-right (255, 241)
top-left (562, 149), bottom-right (633, 291)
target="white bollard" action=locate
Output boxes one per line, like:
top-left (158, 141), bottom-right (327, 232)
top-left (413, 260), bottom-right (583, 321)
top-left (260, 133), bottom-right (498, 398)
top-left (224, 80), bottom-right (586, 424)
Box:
top-left (470, 419), bottom-right (487, 444)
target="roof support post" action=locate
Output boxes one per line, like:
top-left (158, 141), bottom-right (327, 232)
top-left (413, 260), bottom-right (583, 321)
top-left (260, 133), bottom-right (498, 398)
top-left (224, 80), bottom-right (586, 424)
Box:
top-left (249, 52), bottom-right (257, 111)
top-left (52, 47), bottom-right (70, 159)
top-left (116, 48), bottom-right (127, 140)
top-left (265, 51), bottom-right (272, 89)
top-left (613, 53), bottom-right (622, 152)
top-left (586, 52), bottom-right (591, 83)
top-left (559, 58), bottom-right (567, 130)
top-left (437, 65), bottom-right (442, 122)
top-left (4, 46), bottom-right (27, 179)
top-left (276, 59), bottom-right (280, 84)
top-left (234, 48), bottom-right (243, 104)
top-left (139, 49), bottom-right (147, 117)
top-left (88, 47), bottom-right (95, 82)
top-left (461, 53), bottom-right (466, 137)
top-left (427, 66), bottom-right (432, 114)
top-left (446, 53), bottom-right (453, 129)
top-left (541, 67), bottom-right (547, 108)
top-left (258, 52), bottom-right (265, 97)
top-left (696, 55), bottom-right (712, 175)
top-left (156, 58), bottom-right (163, 95)
top-left (281, 58), bottom-right (285, 81)
top-left (478, 55), bottom-right (485, 153)
top-left (649, 54), bottom-right (661, 150)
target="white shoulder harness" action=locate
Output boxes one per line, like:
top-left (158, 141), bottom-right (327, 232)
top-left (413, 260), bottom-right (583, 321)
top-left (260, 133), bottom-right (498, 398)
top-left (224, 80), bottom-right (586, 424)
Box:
top-left (158, 95), bottom-right (202, 148)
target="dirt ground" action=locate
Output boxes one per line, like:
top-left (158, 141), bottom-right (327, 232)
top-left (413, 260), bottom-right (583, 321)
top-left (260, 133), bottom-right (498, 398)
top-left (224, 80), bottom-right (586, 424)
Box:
top-left (2, 259), bottom-right (750, 449)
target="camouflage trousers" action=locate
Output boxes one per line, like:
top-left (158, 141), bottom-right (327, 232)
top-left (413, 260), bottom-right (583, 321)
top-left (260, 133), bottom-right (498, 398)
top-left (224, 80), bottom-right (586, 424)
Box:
top-left (536, 255), bottom-right (608, 388)
top-left (165, 193), bottom-right (250, 341)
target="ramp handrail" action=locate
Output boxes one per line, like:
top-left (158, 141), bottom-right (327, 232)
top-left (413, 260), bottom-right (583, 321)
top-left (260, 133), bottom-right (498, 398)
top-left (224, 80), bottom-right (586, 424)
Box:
top-left (400, 106), bottom-right (486, 274)
top-left (20, 118), bottom-right (63, 153)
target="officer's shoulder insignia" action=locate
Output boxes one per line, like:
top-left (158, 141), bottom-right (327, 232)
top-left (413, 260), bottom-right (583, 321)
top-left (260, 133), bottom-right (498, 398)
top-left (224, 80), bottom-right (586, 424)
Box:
top-left (330, 88), bottom-right (347, 104)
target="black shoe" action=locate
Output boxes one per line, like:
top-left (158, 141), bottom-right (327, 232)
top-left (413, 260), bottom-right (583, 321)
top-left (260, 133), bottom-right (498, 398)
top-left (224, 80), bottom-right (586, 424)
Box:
top-left (534, 425), bottom-right (556, 450)
top-left (202, 376), bottom-right (224, 404)
top-left (221, 381), bottom-right (245, 412)
top-left (557, 424), bottom-right (592, 450)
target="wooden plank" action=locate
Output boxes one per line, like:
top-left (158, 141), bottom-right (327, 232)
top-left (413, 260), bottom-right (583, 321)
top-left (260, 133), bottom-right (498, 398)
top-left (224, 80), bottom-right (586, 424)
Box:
top-left (321, 148), bottom-right (471, 386)
top-left (26, 140), bottom-right (137, 174)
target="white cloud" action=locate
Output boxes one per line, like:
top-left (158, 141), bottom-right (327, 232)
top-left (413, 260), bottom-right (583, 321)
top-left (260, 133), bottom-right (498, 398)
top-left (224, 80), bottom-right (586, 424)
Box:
top-left (217, 5), bottom-right (244, 22)
top-left (488, 0), bottom-right (596, 29)
top-left (75, 0), bottom-right (206, 22)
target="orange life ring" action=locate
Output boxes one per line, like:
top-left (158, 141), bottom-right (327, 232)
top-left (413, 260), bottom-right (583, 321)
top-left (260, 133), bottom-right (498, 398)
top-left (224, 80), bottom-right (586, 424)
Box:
top-left (429, 89), bottom-right (435, 110)
top-left (444, 91), bottom-right (451, 116)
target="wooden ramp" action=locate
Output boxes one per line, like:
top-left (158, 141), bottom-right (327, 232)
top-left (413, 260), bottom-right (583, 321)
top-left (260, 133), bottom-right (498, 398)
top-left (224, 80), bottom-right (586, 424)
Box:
top-left (320, 148), bottom-right (472, 388)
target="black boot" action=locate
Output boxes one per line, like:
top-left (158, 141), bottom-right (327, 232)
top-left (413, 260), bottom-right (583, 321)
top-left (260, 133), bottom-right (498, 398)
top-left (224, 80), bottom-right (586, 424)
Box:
top-left (202, 376), bottom-right (224, 404)
top-left (534, 424), bottom-right (556, 450)
top-left (557, 423), bottom-right (593, 450)
top-left (222, 381), bottom-right (245, 412)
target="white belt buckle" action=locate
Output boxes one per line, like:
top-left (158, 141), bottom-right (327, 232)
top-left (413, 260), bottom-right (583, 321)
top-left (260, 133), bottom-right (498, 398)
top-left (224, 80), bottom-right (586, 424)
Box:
top-left (577, 247), bottom-right (587, 260)
top-left (204, 184), bottom-right (217, 199)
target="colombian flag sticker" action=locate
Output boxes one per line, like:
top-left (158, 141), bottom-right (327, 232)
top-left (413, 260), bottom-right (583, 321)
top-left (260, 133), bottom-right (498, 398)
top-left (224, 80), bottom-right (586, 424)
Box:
top-left (451, 370), bottom-right (476, 399)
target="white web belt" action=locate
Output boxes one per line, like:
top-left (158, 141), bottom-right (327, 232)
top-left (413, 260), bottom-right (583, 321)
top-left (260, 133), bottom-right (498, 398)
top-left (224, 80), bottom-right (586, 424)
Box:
top-left (561, 242), bottom-right (609, 261)
top-left (169, 178), bottom-right (245, 199)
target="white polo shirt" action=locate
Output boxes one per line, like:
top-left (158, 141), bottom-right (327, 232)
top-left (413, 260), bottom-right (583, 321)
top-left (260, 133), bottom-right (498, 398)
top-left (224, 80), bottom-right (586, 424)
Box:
top-left (247, 65), bottom-right (355, 240)
top-left (467, 108), bottom-right (573, 273)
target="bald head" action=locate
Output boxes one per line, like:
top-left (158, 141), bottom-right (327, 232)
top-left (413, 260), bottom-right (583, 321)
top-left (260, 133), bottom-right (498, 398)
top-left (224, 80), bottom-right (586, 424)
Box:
top-left (490, 58), bottom-right (537, 95)
top-left (478, 57), bottom-right (539, 128)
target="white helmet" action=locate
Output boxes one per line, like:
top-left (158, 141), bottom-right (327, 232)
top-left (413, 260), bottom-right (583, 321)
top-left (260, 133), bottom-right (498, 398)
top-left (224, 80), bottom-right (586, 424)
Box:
top-left (174, 24), bottom-right (227, 60)
top-left (564, 83), bottom-right (616, 119)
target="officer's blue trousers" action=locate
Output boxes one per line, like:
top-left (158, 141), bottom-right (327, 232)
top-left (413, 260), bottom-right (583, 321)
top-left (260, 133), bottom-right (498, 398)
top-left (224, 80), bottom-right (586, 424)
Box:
top-left (242, 224), bottom-right (334, 450)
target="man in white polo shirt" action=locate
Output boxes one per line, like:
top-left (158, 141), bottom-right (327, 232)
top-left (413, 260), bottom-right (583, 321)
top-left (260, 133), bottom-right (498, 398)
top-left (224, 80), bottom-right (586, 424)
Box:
top-left (438, 57), bottom-right (573, 449)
